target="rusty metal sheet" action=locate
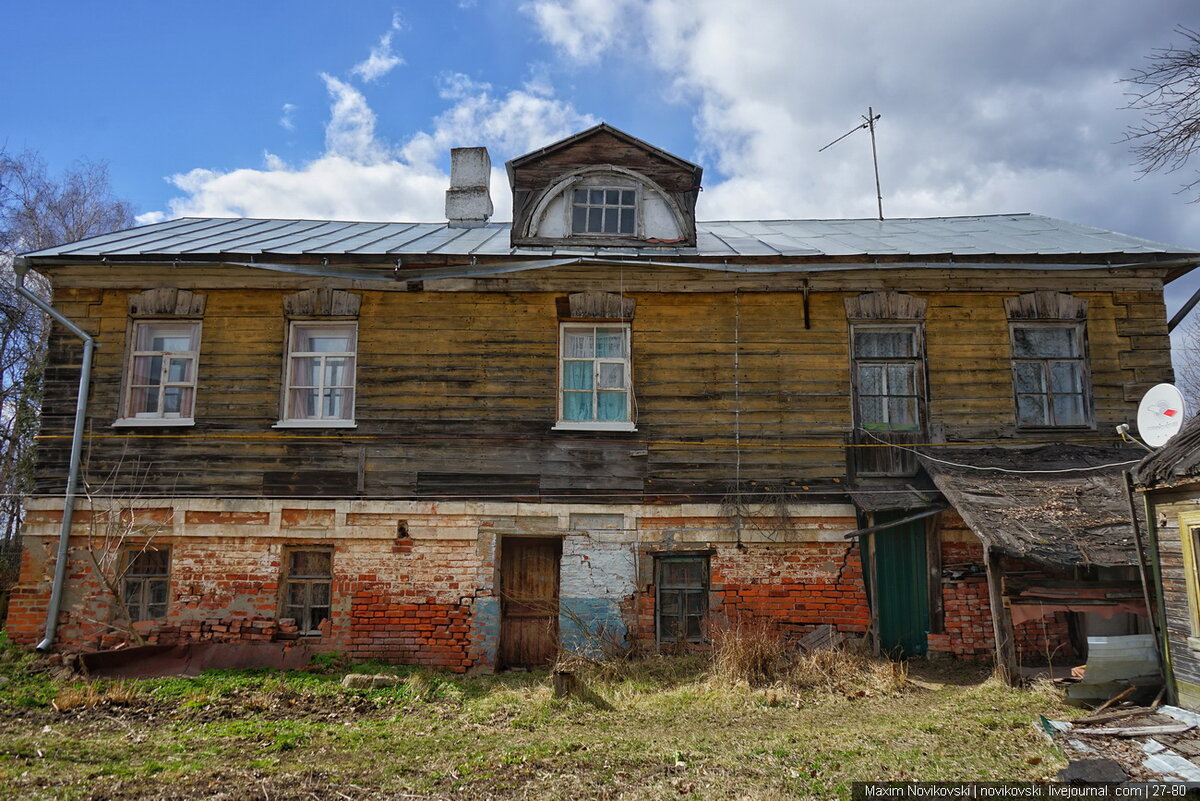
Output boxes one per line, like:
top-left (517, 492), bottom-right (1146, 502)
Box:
top-left (81, 641), bottom-right (312, 678)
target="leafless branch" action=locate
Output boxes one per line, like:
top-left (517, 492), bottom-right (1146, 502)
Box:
top-left (1123, 26), bottom-right (1200, 199)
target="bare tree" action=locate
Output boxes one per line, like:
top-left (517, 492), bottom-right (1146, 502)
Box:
top-left (0, 150), bottom-right (136, 597)
top-left (1124, 26), bottom-right (1200, 199)
top-left (1176, 314), bottom-right (1200, 414)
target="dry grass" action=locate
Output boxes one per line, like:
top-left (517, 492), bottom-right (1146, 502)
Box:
top-left (50, 681), bottom-right (142, 712)
top-left (710, 618), bottom-right (909, 696)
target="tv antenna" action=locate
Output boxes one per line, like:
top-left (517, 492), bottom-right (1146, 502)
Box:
top-left (819, 106), bottom-right (884, 220)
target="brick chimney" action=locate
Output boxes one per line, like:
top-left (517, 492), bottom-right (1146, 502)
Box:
top-left (445, 147), bottom-right (493, 228)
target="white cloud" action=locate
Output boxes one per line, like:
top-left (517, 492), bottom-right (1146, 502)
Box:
top-left (523, 0), bottom-right (1198, 238)
top-left (350, 13), bottom-right (404, 83)
top-left (279, 103), bottom-right (297, 131)
top-left (521, 0), bottom-right (641, 64)
top-left (134, 210), bottom-right (168, 226)
top-left (153, 70), bottom-right (592, 224)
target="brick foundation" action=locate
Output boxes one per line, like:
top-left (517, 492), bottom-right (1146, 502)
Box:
top-left (12, 498), bottom-right (1074, 670)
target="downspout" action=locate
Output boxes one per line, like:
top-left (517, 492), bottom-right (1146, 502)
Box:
top-left (12, 257), bottom-right (95, 651)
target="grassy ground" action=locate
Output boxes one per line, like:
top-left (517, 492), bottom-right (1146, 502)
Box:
top-left (0, 636), bottom-right (1073, 800)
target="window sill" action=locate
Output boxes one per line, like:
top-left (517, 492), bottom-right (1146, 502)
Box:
top-left (112, 418), bottom-right (195, 428)
top-left (552, 421), bottom-right (637, 432)
top-left (273, 420), bottom-right (358, 429)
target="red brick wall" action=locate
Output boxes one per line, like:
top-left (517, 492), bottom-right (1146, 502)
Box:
top-left (1014, 611), bottom-right (1076, 665)
top-left (928, 539), bottom-right (995, 659)
top-left (928, 532), bottom-right (1078, 665)
top-left (348, 592), bottom-right (473, 670)
top-left (625, 540), bottom-right (869, 647)
top-left (6, 524), bottom-right (492, 673)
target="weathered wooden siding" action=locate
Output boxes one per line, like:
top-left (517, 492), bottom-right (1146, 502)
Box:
top-left (1147, 489), bottom-right (1200, 707)
top-left (33, 265), bottom-right (1173, 500)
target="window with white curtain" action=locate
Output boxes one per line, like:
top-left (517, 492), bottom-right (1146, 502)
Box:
top-left (281, 322), bottom-right (357, 425)
top-left (120, 321), bottom-right (200, 424)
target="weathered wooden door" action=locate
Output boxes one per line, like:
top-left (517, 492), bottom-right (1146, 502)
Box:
top-left (869, 514), bottom-right (930, 658)
top-left (499, 537), bottom-right (562, 669)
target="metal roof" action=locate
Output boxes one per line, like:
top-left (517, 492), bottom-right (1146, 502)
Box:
top-left (21, 213), bottom-right (1198, 261)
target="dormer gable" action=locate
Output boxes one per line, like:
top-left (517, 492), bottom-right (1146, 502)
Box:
top-left (506, 123), bottom-right (703, 248)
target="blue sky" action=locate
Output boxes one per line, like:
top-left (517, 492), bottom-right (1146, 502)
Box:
top-left (5, 1), bottom-right (1200, 326)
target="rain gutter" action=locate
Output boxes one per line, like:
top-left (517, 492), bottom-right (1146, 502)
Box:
top-left (27, 255), bottom-right (1200, 285)
top-left (13, 257), bottom-right (95, 652)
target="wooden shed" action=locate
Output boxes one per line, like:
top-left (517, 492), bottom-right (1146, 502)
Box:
top-left (1134, 414), bottom-right (1200, 707)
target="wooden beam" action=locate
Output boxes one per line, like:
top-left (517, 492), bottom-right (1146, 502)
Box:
top-left (984, 543), bottom-right (1018, 685)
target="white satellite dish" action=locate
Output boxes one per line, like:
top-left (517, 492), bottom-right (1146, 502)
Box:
top-left (1136, 383), bottom-right (1187, 447)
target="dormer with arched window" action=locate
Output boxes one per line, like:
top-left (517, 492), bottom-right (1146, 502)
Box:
top-left (507, 123), bottom-right (702, 248)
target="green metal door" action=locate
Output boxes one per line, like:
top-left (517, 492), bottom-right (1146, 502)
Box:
top-left (869, 513), bottom-right (930, 657)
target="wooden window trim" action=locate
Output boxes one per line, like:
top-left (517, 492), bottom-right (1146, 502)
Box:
top-left (277, 319), bottom-right (358, 428)
top-left (554, 322), bottom-right (636, 432)
top-left (115, 319), bottom-right (202, 427)
top-left (1008, 320), bottom-right (1094, 430)
top-left (281, 546), bottom-right (333, 636)
top-left (121, 546), bottom-right (170, 622)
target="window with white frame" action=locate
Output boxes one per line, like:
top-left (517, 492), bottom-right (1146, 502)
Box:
top-left (122, 321), bottom-right (200, 423)
top-left (282, 322), bottom-right (357, 424)
top-left (557, 323), bottom-right (633, 429)
top-left (571, 187), bottom-right (637, 236)
top-left (1010, 323), bottom-right (1090, 427)
top-left (851, 325), bottom-right (922, 431)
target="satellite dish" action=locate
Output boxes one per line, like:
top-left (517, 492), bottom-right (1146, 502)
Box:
top-left (1137, 383), bottom-right (1187, 447)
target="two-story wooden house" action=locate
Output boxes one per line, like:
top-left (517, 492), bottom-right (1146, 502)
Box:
top-left (7, 124), bottom-right (1196, 674)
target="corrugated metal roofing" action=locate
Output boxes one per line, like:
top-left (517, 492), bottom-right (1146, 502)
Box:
top-left (21, 213), bottom-right (1197, 260)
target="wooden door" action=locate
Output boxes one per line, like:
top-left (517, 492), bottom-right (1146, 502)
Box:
top-left (869, 514), bottom-right (930, 658)
top-left (499, 537), bottom-right (562, 669)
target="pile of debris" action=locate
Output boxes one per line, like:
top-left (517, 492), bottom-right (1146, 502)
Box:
top-left (1044, 703), bottom-right (1200, 782)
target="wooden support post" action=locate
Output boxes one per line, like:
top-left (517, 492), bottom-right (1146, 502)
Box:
top-left (553, 670), bottom-right (578, 699)
top-left (984, 544), bottom-right (1017, 684)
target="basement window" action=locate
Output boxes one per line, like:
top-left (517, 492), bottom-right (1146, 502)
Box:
top-left (117, 320), bottom-right (200, 426)
top-left (122, 547), bottom-right (169, 622)
top-left (656, 555), bottom-right (708, 644)
top-left (283, 548), bottom-right (332, 635)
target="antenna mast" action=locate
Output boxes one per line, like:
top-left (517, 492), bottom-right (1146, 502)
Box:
top-left (819, 106), bottom-right (884, 220)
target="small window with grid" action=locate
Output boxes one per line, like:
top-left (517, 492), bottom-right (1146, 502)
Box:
top-left (656, 556), bottom-right (708, 644)
top-left (122, 548), bottom-right (170, 622)
top-left (283, 548), bottom-right (332, 635)
top-left (571, 187), bottom-right (637, 236)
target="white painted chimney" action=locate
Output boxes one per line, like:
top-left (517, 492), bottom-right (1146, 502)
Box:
top-left (445, 147), bottom-right (493, 228)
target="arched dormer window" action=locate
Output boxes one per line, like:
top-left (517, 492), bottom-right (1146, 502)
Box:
top-left (521, 166), bottom-right (687, 243)
top-left (506, 123), bottom-right (702, 248)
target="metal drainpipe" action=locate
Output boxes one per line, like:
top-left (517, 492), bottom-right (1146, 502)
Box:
top-left (12, 257), bottom-right (95, 651)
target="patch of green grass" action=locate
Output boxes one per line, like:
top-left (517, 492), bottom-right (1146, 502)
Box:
top-left (0, 649), bottom-right (1074, 800)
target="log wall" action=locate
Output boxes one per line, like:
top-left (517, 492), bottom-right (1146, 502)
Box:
top-left (33, 264), bottom-right (1174, 500)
